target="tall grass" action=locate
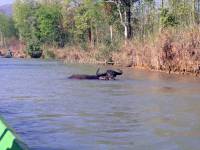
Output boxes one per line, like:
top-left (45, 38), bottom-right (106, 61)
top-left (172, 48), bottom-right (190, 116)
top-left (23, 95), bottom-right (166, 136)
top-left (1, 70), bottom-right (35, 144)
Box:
top-left (112, 26), bottom-right (200, 75)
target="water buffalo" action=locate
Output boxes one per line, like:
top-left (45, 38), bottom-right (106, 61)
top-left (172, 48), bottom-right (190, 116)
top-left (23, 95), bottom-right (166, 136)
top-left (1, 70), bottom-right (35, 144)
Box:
top-left (68, 68), bottom-right (123, 80)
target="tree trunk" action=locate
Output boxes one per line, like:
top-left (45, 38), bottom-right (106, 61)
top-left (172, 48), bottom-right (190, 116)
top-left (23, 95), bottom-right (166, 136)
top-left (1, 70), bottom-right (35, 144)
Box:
top-left (124, 23), bottom-right (128, 41)
top-left (88, 27), bottom-right (92, 45)
top-left (126, 2), bottom-right (132, 39)
top-left (123, 11), bottom-right (128, 41)
top-left (95, 27), bottom-right (98, 47)
top-left (88, 27), bottom-right (95, 47)
top-left (110, 25), bottom-right (113, 42)
top-left (91, 27), bottom-right (94, 47)
top-left (116, 2), bottom-right (128, 43)
top-left (109, 0), bottom-right (132, 42)
top-left (3, 36), bottom-right (7, 48)
top-left (0, 31), bottom-right (3, 48)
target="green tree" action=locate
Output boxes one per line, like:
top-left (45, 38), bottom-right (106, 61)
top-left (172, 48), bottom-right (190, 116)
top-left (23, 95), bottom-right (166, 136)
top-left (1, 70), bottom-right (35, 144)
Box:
top-left (36, 4), bottom-right (63, 46)
top-left (13, 0), bottom-right (37, 41)
top-left (74, 0), bottom-right (103, 46)
top-left (0, 13), bottom-right (17, 48)
top-left (102, 2), bottom-right (119, 42)
top-left (160, 8), bottom-right (178, 28)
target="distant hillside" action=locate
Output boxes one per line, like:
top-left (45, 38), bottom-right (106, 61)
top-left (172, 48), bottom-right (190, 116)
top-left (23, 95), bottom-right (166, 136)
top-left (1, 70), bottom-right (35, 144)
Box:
top-left (0, 4), bottom-right (12, 16)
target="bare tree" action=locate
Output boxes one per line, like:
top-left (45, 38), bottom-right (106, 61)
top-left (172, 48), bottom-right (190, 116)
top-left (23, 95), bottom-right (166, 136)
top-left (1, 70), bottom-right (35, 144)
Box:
top-left (106, 0), bottom-right (139, 41)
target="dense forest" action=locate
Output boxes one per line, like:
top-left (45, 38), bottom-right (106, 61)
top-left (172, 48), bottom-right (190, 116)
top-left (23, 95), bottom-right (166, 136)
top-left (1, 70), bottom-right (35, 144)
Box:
top-left (1, 0), bottom-right (200, 74)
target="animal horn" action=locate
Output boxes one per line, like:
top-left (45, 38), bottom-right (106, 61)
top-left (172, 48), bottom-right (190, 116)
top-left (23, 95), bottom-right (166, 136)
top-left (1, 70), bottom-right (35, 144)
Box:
top-left (96, 68), bottom-right (100, 76)
top-left (96, 68), bottom-right (106, 77)
top-left (116, 69), bottom-right (123, 74)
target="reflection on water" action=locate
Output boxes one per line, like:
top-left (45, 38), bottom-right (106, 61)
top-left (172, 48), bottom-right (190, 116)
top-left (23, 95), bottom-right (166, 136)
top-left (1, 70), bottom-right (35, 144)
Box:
top-left (0, 59), bottom-right (200, 150)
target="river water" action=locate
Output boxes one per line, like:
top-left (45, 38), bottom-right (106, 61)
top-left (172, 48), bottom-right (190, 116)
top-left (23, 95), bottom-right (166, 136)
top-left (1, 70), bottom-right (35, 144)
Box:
top-left (0, 59), bottom-right (200, 150)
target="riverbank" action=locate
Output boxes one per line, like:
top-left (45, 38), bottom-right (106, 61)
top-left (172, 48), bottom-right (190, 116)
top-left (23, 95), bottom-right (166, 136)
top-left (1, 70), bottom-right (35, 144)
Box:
top-left (1, 28), bottom-right (200, 77)
top-left (41, 28), bottom-right (200, 77)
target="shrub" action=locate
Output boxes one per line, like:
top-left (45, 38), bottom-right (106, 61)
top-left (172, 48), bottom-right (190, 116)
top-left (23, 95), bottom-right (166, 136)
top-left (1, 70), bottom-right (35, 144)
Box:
top-left (160, 8), bottom-right (178, 28)
top-left (44, 49), bottom-right (55, 59)
top-left (26, 40), bottom-right (42, 58)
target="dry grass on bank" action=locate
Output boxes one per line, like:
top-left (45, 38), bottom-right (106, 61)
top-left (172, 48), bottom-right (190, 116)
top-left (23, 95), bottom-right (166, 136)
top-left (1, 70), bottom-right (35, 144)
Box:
top-left (43, 27), bottom-right (200, 76)
top-left (112, 27), bottom-right (200, 75)
top-left (44, 46), bottom-right (108, 64)
top-left (0, 39), bottom-right (26, 58)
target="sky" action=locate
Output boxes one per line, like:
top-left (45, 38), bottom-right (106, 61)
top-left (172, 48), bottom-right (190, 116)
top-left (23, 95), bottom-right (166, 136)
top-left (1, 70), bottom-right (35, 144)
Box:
top-left (0, 0), bottom-right (14, 5)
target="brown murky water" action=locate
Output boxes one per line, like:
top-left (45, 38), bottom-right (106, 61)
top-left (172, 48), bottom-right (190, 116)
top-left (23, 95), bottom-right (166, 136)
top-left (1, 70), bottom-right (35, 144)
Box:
top-left (0, 58), bottom-right (200, 150)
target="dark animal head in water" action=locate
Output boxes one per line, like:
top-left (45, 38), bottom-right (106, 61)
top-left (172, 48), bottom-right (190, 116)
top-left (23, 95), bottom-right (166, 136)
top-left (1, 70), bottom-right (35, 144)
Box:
top-left (96, 68), bottom-right (123, 80)
top-left (101, 69), bottom-right (123, 80)
top-left (106, 69), bottom-right (123, 78)
top-left (69, 68), bottom-right (123, 80)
